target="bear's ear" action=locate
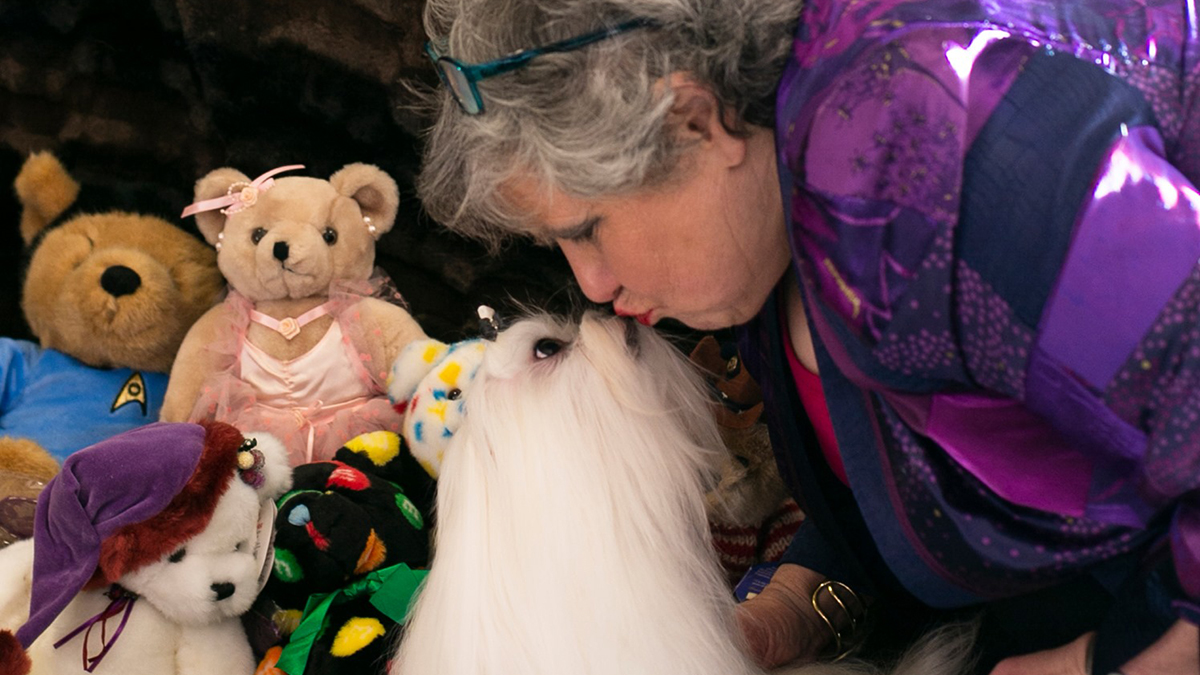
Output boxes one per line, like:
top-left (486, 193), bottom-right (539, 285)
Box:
top-left (329, 163), bottom-right (400, 238)
top-left (13, 151), bottom-right (80, 246)
top-left (189, 168), bottom-right (251, 247)
top-left (388, 339), bottom-right (450, 410)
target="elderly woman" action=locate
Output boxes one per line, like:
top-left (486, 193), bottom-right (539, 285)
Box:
top-left (415, 0), bottom-right (1200, 673)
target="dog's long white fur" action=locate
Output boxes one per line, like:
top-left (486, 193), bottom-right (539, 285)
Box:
top-left (394, 313), bottom-right (971, 675)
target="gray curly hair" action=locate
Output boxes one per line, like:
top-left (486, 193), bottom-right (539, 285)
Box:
top-left (416, 0), bottom-right (803, 248)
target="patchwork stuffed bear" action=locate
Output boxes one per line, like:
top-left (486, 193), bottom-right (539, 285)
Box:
top-left (256, 431), bottom-right (433, 675)
top-left (162, 164), bottom-right (427, 466)
top-left (0, 421), bottom-right (292, 675)
top-left (386, 338), bottom-right (488, 479)
top-left (2, 152), bottom-right (224, 463)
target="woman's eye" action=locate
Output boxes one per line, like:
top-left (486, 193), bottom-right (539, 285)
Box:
top-left (534, 338), bottom-right (564, 359)
top-left (168, 548), bottom-right (186, 563)
top-left (322, 227), bottom-right (338, 245)
top-left (251, 228), bottom-right (267, 244)
top-left (447, 388), bottom-right (462, 400)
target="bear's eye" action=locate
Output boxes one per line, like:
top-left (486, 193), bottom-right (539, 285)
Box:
top-left (168, 548), bottom-right (186, 563)
top-left (534, 338), bottom-right (564, 360)
top-left (251, 228), bottom-right (267, 244)
top-left (447, 388), bottom-right (462, 401)
top-left (322, 227), bottom-right (338, 245)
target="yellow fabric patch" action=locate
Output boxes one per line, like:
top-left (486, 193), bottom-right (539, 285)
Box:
top-left (273, 608), bottom-right (303, 635)
top-left (330, 617), bottom-right (387, 657)
top-left (427, 400), bottom-right (448, 422)
top-left (438, 362), bottom-right (462, 387)
top-left (343, 431), bottom-right (400, 466)
top-left (422, 344), bottom-right (443, 363)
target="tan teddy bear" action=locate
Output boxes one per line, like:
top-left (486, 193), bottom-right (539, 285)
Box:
top-left (161, 164), bottom-right (427, 466)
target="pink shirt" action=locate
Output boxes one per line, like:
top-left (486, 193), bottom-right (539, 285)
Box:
top-left (781, 316), bottom-right (848, 486)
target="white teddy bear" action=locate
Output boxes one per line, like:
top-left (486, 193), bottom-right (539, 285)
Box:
top-left (0, 421), bottom-right (291, 675)
top-left (387, 337), bottom-right (488, 479)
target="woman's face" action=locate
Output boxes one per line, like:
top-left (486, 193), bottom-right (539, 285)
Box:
top-left (504, 126), bottom-right (790, 330)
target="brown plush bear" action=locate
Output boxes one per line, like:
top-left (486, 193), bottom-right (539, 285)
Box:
top-left (691, 335), bottom-right (804, 587)
top-left (0, 152), bottom-right (223, 468)
top-left (163, 164), bottom-right (427, 467)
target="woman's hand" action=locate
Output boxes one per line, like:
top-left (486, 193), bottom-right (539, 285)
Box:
top-left (989, 620), bottom-right (1199, 675)
top-left (1121, 620), bottom-right (1199, 675)
top-left (989, 632), bottom-right (1092, 675)
top-left (734, 563), bottom-right (831, 668)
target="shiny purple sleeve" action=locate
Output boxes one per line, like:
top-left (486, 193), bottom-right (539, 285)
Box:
top-left (781, 16), bottom-right (1200, 616)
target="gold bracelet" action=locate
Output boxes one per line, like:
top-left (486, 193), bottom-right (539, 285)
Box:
top-left (810, 580), bottom-right (866, 661)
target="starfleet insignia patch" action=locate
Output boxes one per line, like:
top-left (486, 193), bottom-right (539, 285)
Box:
top-left (111, 372), bottom-right (149, 415)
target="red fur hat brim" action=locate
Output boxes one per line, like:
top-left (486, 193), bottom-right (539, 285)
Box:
top-left (96, 422), bottom-right (243, 582)
top-left (0, 629), bottom-right (32, 675)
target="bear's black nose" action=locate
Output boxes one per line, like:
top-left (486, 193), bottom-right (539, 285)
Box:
top-left (273, 241), bottom-right (290, 262)
top-left (100, 265), bottom-right (141, 297)
top-left (211, 582), bottom-right (236, 601)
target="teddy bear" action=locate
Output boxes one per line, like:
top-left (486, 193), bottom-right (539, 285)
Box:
top-left (386, 336), bottom-right (488, 479)
top-left (252, 430), bottom-right (434, 675)
top-left (0, 421), bottom-right (292, 675)
top-left (0, 151), bottom-right (224, 464)
top-left (689, 335), bottom-right (804, 590)
top-left (162, 163), bottom-right (428, 467)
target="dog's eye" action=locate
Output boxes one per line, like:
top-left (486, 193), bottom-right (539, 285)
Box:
top-left (251, 228), bottom-right (267, 244)
top-left (168, 548), bottom-right (186, 563)
top-left (322, 227), bottom-right (338, 245)
top-left (534, 338), bottom-right (564, 359)
top-left (235, 540), bottom-right (248, 553)
top-left (447, 388), bottom-right (462, 400)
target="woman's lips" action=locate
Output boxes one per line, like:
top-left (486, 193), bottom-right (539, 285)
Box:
top-left (614, 307), bottom-right (653, 326)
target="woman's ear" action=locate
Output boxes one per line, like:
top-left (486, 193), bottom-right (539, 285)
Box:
top-left (663, 72), bottom-right (747, 168)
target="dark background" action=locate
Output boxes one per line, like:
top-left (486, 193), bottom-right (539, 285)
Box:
top-left (0, 0), bottom-right (581, 344)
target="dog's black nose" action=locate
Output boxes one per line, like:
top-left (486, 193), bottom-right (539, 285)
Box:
top-left (273, 241), bottom-right (290, 262)
top-left (211, 582), bottom-right (236, 601)
top-left (100, 265), bottom-right (141, 297)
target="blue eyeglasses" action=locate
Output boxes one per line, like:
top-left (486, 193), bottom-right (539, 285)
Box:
top-left (424, 17), bottom-right (658, 115)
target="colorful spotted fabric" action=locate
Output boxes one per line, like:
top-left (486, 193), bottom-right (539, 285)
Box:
top-left (387, 338), bottom-right (487, 478)
top-left (259, 431), bottom-right (433, 675)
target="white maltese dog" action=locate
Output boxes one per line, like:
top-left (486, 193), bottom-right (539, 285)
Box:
top-left (393, 312), bottom-right (970, 675)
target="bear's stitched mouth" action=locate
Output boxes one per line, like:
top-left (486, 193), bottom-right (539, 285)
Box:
top-left (280, 263), bottom-right (312, 277)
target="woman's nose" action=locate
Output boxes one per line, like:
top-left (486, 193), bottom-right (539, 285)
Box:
top-left (560, 242), bottom-right (620, 303)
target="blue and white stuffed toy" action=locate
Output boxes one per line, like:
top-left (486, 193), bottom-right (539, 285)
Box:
top-left (387, 338), bottom-right (487, 479)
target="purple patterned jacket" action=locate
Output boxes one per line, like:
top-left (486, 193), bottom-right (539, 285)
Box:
top-left (740, 0), bottom-right (1200, 621)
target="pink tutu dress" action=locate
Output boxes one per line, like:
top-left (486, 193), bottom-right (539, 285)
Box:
top-left (188, 275), bottom-right (406, 466)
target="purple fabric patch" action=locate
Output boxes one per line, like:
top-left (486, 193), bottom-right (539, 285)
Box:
top-left (922, 391), bottom-right (1093, 516)
top-left (1038, 126), bottom-right (1200, 390)
top-left (1173, 506), bottom-right (1200, 599)
top-left (1025, 348), bottom-right (1152, 528)
top-left (19, 423), bottom-right (206, 649)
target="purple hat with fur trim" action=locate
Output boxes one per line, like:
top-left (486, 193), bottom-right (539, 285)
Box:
top-left (0, 421), bottom-right (251, 675)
